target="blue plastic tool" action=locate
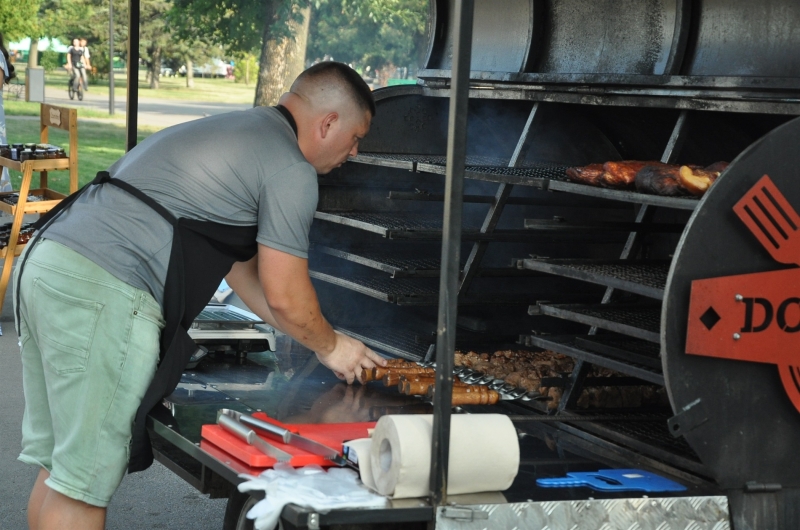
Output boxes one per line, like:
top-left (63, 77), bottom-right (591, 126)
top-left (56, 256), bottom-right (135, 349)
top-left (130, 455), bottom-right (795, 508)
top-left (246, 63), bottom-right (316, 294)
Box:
top-left (536, 469), bottom-right (687, 492)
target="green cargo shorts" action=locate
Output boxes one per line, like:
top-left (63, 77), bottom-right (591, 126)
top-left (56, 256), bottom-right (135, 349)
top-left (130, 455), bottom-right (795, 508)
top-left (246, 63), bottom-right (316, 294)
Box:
top-left (15, 239), bottom-right (165, 507)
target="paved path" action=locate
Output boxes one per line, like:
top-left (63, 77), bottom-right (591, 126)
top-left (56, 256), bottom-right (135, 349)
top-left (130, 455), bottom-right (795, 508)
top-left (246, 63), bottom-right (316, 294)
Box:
top-left (43, 85), bottom-right (251, 127)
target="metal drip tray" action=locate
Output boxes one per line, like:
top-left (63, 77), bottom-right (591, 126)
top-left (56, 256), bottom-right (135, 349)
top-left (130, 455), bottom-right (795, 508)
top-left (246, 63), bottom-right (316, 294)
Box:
top-left (538, 303), bottom-right (662, 343)
top-left (524, 334), bottom-right (664, 386)
top-left (523, 259), bottom-right (670, 300)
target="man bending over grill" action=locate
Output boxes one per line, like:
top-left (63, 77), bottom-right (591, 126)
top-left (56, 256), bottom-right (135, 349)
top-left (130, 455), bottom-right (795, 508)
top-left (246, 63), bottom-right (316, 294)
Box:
top-left (14, 61), bottom-right (387, 530)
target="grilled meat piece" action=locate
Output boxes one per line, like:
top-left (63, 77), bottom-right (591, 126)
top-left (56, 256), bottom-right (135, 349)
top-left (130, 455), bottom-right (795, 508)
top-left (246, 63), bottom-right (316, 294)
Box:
top-left (677, 161), bottom-right (729, 196)
top-left (635, 165), bottom-right (688, 196)
top-left (566, 163), bottom-right (605, 186)
top-left (602, 160), bottom-right (665, 189)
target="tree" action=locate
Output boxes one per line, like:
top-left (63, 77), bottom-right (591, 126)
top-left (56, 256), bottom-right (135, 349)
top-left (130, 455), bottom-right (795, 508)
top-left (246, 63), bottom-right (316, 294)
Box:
top-left (0, 0), bottom-right (40, 42)
top-left (173, 0), bottom-right (311, 106)
top-left (308, 0), bottom-right (429, 73)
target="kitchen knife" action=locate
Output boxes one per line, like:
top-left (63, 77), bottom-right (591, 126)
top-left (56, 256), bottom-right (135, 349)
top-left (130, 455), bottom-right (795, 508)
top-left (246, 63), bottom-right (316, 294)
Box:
top-left (223, 409), bottom-right (347, 466)
top-left (217, 412), bottom-right (292, 462)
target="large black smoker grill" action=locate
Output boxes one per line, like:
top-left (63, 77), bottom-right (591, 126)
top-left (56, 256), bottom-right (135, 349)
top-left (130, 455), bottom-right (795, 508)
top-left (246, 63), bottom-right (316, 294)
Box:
top-left (126, 0), bottom-right (800, 528)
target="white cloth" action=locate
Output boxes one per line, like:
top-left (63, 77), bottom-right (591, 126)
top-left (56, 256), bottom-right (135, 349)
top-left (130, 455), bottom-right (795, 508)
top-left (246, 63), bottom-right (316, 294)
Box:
top-left (238, 464), bottom-right (387, 530)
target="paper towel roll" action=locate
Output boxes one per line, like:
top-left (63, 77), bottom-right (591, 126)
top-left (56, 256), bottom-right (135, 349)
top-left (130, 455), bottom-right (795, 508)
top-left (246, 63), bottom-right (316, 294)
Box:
top-left (369, 414), bottom-right (519, 498)
top-left (343, 438), bottom-right (378, 491)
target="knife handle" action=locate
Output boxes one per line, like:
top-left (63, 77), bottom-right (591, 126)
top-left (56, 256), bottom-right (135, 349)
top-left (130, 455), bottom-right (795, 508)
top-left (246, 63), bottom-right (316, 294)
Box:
top-left (218, 414), bottom-right (256, 444)
top-left (238, 413), bottom-right (291, 443)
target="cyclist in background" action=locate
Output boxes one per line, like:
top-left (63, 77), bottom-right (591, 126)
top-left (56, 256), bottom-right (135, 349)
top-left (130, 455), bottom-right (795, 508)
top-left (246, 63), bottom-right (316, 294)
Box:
top-left (80, 38), bottom-right (92, 90)
top-left (65, 38), bottom-right (87, 94)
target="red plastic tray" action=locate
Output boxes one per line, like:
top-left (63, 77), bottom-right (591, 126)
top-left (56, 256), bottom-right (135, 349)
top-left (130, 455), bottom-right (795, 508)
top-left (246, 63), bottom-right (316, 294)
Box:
top-left (200, 412), bottom-right (375, 468)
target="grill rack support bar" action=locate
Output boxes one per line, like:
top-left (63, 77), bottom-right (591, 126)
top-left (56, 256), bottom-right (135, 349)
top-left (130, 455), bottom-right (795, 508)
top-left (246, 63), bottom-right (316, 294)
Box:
top-left (459, 103), bottom-right (540, 294)
top-left (557, 110), bottom-right (691, 413)
top-left (430, 0), bottom-right (474, 508)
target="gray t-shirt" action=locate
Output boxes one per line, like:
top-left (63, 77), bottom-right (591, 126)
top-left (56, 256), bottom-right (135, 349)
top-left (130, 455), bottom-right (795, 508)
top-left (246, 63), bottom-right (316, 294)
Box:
top-left (44, 106), bottom-right (318, 306)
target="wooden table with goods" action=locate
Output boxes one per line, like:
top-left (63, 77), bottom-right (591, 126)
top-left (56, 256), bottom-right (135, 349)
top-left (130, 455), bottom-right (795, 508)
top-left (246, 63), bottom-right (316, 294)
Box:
top-left (0, 104), bottom-right (79, 314)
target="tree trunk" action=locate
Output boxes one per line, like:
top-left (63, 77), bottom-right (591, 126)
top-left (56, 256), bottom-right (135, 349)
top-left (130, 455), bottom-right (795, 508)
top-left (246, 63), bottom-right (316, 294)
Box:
top-left (186, 57), bottom-right (194, 88)
top-left (27, 40), bottom-right (38, 68)
top-left (253, 5), bottom-right (311, 107)
top-left (149, 47), bottom-right (160, 89)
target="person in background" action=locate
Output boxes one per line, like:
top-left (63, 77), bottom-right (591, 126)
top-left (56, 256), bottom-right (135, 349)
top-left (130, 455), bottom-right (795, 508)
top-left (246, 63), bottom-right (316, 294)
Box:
top-left (80, 38), bottom-right (91, 88)
top-left (0, 33), bottom-right (15, 192)
top-left (65, 38), bottom-right (88, 92)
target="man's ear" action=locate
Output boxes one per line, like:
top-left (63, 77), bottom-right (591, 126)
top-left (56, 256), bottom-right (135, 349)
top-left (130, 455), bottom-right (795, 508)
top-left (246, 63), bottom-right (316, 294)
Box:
top-left (320, 112), bottom-right (339, 139)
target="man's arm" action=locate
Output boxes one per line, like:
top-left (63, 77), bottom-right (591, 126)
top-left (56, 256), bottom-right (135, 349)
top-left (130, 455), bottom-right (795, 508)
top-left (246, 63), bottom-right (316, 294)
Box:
top-left (226, 244), bottom-right (386, 383)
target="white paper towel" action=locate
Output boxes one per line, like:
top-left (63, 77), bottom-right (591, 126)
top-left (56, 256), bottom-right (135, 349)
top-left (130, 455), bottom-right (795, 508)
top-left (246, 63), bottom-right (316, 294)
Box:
top-left (369, 414), bottom-right (519, 498)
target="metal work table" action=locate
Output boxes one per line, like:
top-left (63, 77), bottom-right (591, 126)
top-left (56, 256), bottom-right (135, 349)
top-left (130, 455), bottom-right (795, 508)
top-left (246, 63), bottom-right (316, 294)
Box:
top-left (149, 347), bottom-right (726, 529)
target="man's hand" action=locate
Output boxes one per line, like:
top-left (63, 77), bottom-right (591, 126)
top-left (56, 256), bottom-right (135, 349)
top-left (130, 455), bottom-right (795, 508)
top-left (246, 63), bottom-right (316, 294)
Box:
top-left (316, 331), bottom-right (387, 384)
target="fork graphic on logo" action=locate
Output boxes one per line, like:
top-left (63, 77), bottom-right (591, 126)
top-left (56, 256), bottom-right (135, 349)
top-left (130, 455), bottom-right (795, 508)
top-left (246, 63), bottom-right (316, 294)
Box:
top-left (686, 175), bottom-right (800, 413)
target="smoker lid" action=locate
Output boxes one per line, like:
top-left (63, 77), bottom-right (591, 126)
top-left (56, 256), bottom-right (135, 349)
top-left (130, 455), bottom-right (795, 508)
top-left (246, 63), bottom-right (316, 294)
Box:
top-left (663, 115), bottom-right (800, 488)
top-left (420, 0), bottom-right (800, 89)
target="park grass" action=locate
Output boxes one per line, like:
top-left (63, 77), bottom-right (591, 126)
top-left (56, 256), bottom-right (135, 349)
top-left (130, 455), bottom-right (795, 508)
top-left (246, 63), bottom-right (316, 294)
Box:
top-left (18, 69), bottom-right (256, 105)
top-left (4, 99), bottom-right (126, 120)
top-left (5, 116), bottom-right (161, 194)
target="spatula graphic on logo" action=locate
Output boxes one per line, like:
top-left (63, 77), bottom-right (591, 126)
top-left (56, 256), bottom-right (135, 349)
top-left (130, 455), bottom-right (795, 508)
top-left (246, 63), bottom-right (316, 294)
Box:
top-left (733, 174), bottom-right (800, 266)
top-left (732, 173), bottom-right (800, 412)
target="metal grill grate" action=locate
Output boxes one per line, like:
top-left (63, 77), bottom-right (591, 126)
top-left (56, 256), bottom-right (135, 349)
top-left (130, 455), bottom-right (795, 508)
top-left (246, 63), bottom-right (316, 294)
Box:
top-left (466, 164), bottom-right (569, 179)
top-left (354, 153), bottom-right (511, 167)
top-left (523, 259), bottom-right (670, 300)
top-left (575, 336), bottom-right (662, 369)
top-left (582, 418), bottom-right (700, 462)
top-left (309, 271), bottom-right (440, 304)
top-left (195, 309), bottom-right (259, 323)
top-left (316, 212), bottom-right (454, 231)
top-left (539, 303), bottom-right (662, 343)
top-left (313, 246), bottom-right (443, 275)
top-left (525, 334), bottom-right (664, 385)
top-left (575, 305), bottom-right (661, 332)
top-left (334, 326), bottom-right (433, 360)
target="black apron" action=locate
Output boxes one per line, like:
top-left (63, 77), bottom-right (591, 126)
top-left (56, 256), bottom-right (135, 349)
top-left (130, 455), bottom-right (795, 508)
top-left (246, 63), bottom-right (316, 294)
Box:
top-left (16, 105), bottom-right (298, 472)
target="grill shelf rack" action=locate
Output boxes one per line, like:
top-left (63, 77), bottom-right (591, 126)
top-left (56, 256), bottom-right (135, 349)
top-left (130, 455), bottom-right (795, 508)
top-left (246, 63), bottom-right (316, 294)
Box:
top-left (522, 258), bottom-right (670, 300)
top-left (537, 302), bottom-right (662, 343)
top-left (310, 270), bottom-right (534, 306)
top-left (333, 326), bottom-right (434, 360)
top-left (309, 271), bottom-right (440, 305)
top-left (350, 153), bottom-right (700, 210)
top-left (574, 336), bottom-right (662, 370)
top-left (316, 212), bottom-right (627, 243)
top-left (556, 414), bottom-right (706, 476)
top-left (312, 245), bottom-right (540, 278)
top-left (523, 334), bottom-right (664, 386)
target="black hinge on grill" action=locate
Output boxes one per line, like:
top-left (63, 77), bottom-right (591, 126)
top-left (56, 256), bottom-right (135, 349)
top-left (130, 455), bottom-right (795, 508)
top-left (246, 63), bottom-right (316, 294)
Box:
top-left (667, 398), bottom-right (708, 437)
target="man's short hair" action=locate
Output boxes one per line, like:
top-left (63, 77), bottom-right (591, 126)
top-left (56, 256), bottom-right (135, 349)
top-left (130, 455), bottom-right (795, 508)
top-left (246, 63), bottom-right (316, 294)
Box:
top-left (294, 62), bottom-right (376, 117)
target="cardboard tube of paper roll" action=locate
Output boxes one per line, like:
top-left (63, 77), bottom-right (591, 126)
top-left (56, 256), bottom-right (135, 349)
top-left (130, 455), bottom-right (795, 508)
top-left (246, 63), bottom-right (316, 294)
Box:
top-left (369, 414), bottom-right (519, 498)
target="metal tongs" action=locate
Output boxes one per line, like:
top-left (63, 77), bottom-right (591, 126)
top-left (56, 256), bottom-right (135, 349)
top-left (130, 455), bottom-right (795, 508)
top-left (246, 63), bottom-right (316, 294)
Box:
top-left (216, 410), bottom-right (292, 462)
top-left (220, 409), bottom-right (347, 466)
